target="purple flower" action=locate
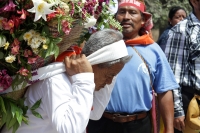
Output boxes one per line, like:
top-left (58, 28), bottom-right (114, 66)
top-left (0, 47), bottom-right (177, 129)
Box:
top-left (0, 69), bottom-right (12, 92)
top-left (2, 69), bottom-right (7, 75)
top-left (0, 0), bottom-right (16, 13)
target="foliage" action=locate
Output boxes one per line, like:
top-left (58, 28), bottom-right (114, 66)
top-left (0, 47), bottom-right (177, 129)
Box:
top-left (146, 0), bottom-right (192, 29)
top-left (0, 96), bottom-right (41, 133)
top-left (0, 0), bottom-right (121, 132)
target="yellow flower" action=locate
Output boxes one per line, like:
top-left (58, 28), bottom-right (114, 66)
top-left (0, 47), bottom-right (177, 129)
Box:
top-left (4, 42), bottom-right (9, 50)
top-left (43, 44), bottom-right (48, 49)
top-left (5, 55), bottom-right (16, 63)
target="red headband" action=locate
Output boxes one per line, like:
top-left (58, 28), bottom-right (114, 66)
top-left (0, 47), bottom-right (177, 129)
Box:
top-left (118, 0), bottom-right (145, 12)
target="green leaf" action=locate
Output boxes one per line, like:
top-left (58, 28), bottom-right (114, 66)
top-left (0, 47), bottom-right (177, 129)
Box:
top-left (22, 116), bottom-right (28, 125)
top-left (21, 80), bottom-right (28, 91)
top-left (53, 45), bottom-right (59, 59)
top-left (5, 110), bottom-right (13, 129)
top-left (0, 51), bottom-right (4, 59)
top-left (0, 96), bottom-right (6, 113)
top-left (18, 33), bottom-right (24, 41)
top-left (16, 113), bottom-right (22, 126)
top-left (12, 122), bottom-right (19, 133)
top-left (10, 103), bottom-right (18, 117)
top-left (31, 99), bottom-right (41, 110)
top-left (52, 37), bottom-right (62, 44)
top-left (42, 26), bottom-right (50, 36)
top-left (31, 110), bottom-right (43, 119)
top-left (8, 117), bottom-right (17, 129)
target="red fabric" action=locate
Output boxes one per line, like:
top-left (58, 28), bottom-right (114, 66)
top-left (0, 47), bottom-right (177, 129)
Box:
top-left (119, 1), bottom-right (145, 12)
top-left (55, 45), bottom-right (82, 62)
top-left (125, 34), bottom-right (154, 45)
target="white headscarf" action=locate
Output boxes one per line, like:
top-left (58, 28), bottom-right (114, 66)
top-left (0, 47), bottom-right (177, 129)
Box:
top-left (1, 40), bottom-right (128, 94)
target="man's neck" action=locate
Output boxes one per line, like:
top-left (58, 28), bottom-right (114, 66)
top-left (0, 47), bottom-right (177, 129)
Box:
top-left (123, 34), bottom-right (140, 41)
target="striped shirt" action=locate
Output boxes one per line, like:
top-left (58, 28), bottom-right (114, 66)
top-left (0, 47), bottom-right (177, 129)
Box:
top-left (165, 12), bottom-right (200, 117)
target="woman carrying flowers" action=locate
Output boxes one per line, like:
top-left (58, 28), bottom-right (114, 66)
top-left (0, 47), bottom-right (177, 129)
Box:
top-left (0, 0), bottom-right (122, 133)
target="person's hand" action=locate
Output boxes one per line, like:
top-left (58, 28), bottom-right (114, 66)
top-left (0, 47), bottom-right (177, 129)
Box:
top-left (174, 116), bottom-right (185, 131)
top-left (64, 54), bottom-right (93, 76)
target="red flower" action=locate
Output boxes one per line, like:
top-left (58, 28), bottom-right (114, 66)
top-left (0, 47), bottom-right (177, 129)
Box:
top-left (47, 8), bottom-right (65, 21)
top-left (17, 67), bottom-right (29, 76)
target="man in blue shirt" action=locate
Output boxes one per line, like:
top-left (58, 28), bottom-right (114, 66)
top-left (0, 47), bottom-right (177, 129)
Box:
top-left (87, 0), bottom-right (179, 133)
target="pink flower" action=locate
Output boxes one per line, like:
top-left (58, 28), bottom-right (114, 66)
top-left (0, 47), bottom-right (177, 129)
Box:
top-left (0, 0), bottom-right (16, 13)
top-left (17, 9), bottom-right (28, 20)
top-left (17, 67), bottom-right (29, 76)
top-left (11, 45), bottom-right (20, 55)
top-left (17, 55), bottom-right (21, 64)
top-left (0, 69), bottom-right (12, 92)
top-left (11, 39), bottom-right (20, 55)
top-left (62, 20), bottom-right (71, 35)
top-left (28, 57), bottom-right (38, 64)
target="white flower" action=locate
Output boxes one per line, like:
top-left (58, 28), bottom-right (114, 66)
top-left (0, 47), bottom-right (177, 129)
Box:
top-left (30, 37), bottom-right (42, 49)
top-left (84, 16), bottom-right (97, 28)
top-left (81, 0), bottom-right (86, 4)
top-left (0, 35), bottom-right (6, 48)
top-left (60, 1), bottom-right (69, 14)
top-left (5, 55), bottom-right (16, 63)
top-left (27, 0), bottom-right (55, 22)
top-left (23, 30), bottom-right (34, 41)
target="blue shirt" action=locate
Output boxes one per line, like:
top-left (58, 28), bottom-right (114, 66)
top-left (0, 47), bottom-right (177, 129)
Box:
top-left (106, 44), bottom-right (179, 113)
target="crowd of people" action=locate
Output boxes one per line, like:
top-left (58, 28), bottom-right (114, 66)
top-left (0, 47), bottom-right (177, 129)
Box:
top-left (1, 0), bottom-right (200, 133)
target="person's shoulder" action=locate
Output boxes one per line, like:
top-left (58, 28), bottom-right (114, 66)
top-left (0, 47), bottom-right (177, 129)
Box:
top-left (138, 43), bottom-right (163, 54)
top-left (170, 19), bottom-right (188, 33)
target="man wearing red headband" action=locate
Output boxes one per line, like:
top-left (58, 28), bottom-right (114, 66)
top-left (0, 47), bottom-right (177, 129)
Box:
top-left (87, 0), bottom-right (179, 133)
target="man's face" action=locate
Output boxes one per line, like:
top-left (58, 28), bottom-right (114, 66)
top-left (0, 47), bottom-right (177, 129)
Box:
top-left (93, 62), bottom-right (124, 91)
top-left (116, 6), bottom-right (145, 39)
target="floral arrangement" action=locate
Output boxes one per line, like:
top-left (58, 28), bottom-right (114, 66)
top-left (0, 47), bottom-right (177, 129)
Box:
top-left (0, 0), bottom-right (121, 132)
